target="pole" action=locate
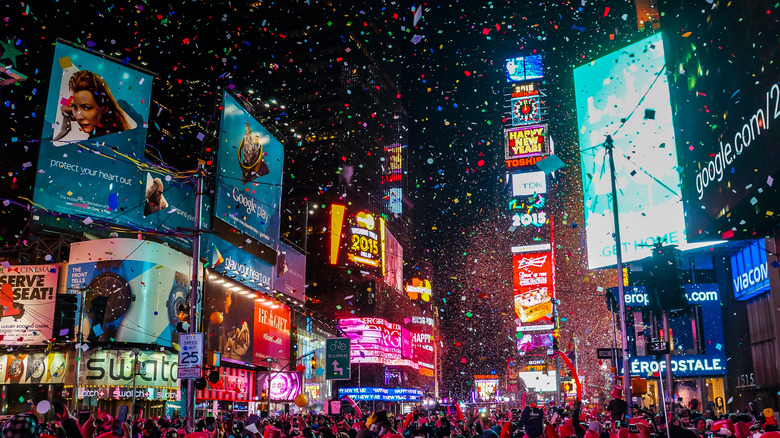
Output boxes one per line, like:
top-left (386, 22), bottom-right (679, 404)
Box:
top-left (662, 311), bottom-right (673, 410)
top-left (266, 358), bottom-right (274, 417)
top-left (131, 348), bottom-right (139, 421)
top-left (72, 289), bottom-right (86, 412)
top-left (658, 368), bottom-right (671, 438)
top-left (605, 135), bottom-right (632, 411)
top-left (186, 162), bottom-right (204, 428)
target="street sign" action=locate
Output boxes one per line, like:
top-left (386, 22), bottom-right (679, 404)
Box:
top-left (647, 341), bottom-right (670, 355)
top-left (178, 333), bottom-right (204, 379)
top-left (325, 337), bottom-right (351, 380)
top-left (596, 348), bottom-right (623, 360)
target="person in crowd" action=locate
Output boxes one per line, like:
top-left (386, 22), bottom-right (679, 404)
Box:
top-left (607, 386), bottom-right (628, 426)
top-left (520, 402), bottom-right (545, 438)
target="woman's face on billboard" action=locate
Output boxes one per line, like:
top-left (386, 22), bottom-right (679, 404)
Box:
top-left (71, 90), bottom-right (102, 134)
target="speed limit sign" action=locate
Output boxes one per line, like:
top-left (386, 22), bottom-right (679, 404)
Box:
top-left (178, 333), bottom-right (204, 379)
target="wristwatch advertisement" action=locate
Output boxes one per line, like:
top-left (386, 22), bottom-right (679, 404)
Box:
top-left (166, 271), bottom-right (189, 340)
top-left (29, 354), bottom-right (46, 384)
top-left (6, 355), bottom-right (26, 383)
top-left (84, 271), bottom-right (132, 343)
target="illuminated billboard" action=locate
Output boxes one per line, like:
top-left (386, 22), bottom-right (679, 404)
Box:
top-left (474, 376), bottom-right (500, 401)
top-left (257, 371), bottom-right (302, 401)
top-left (511, 96), bottom-right (542, 126)
top-left (383, 228), bottom-right (403, 292)
top-left (512, 244), bottom-right (555, 332)
top-left (574, 34), bottom-right (693, 269)
top-left (215, 91), bottom-right (284, 250)
top-left (405, 278), bottom-right (432, 301)
top-left (505, 125), bottom-right (548, 160)
top-left (505, 55), bottom-right (543, 82)
top-left (0, 264), bottom-right (62, 345)
top-left (730, 240), bottom-right (770, 301)
top-left (511, 171), bottom-right (547, 197)
top-left (67, 238), bottom-right (193, 347)
top-left (410, 331), bottom-right (434, 370)
top-left (338, 317), bottom-right (417, 369)
top-left (329, 205), bottom-right (386, 274)
top-left (661, 1), bottom-right (780, 241)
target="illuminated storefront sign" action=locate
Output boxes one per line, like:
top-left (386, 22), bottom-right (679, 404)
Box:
top-left (197, 367), bottom-right (254, 402)
top-left (622, 357), bottom-right (725, 377)
top-left (621, 284), bottom-right (720, 307)
top-left (505, 125), bottom-right (548, 159)
top-left (339, 387), bottom-right (422, 402)
top-left (730, 240), bottom-right (770, 301)
top-left (506, 156), bottom-right (544, 169)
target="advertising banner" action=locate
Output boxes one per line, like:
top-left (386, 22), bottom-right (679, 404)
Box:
top-left (0, 352), bottom-right (67, 385)
top-left (511, 171), bottom-right (547, 197)
top-left (512, 244), bottom-right (554, 331)
top-left (505, 125), bottom-right (548, 159)
top-left (574, 34), bottom-right (697, 269)
top-left (474, 376), bottom-right (500, 401)
top-left (730, 240), bottom-right (770, 301)
top-left (72, 350), bottom-right (179, 388)
top-left (215, 91), bottom-right (284, 249)
top-left (204, 234), bottom-right (273, 292)
top-left (410, 331), bottom-right (434, 370)
top-left (505, 55), bottom-right (543, 83)
top-left (329, 205), bottom-right (386, 275)
top-left (661, 0), bottom-right (780, 242)
top-left (35, 42), bottom-right (152, 223)
top-left (0, 264), bottom-right (63, 345)
top-left (197, 367), bottom-right (254, 402)
top-left (202, 273), bottom-right (257, 365)
top-left (67, 238), bottom-right (193, 347)
top-left (257, 371), bottom-right (302, 401)
top-left (273, 242), bottom-right (306, 302)
top-left (383, 228), bottom-right (404, 293)
top-left (339, 317), bottom-right (417, 368)
top-left (253, 298), bottom-right (291, 362)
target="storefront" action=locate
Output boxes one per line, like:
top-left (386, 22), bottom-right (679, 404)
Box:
top-left (66, 349), bottom-right (181, 418)
top-left (196, 366), bottom-right (255, 418)
top-left (294, 313), bottom-right (335, 411)
top-left (0, 352), bottom-right (69, 415)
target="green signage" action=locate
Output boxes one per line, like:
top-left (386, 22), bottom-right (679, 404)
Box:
top-left (325, 337), bottom-right (351, 381)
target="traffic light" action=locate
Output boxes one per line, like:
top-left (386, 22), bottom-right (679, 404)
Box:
top-left (176, 303), bottom-right (190, 333)
top-left (52, 294), bottom-right (79, 341)
top-left (290, 325), bottom-right (298, 362)
top-left (645, 246), bottom-right (688, 312)
top-left (311, 354), bottom-right (318, 370)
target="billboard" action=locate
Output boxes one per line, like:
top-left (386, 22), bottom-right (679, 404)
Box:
top-left (215, 91), bottom-right (284, 249)
top-left (204, 235), bottom-right (273, 292)
top-left (67, 238), bottom-right (193, 347)
top-left (338, 317), bottom-right (417, 368)
top-left (202, 273), bottom-right (257, 365)
top-left (198, 366), bottom-right (254, 402)
top-left (474, 376), bottom-right (500, 401)
top-left (34, 43), bottom-right (153, 225)
top-left (253, 297), bottom-right (291, 363)
top-left (661, 0), bottom-right (780, 241)
top-left (505, 125), bottom-right (548, 160)
top-left (505, 55), bottom-right (543, 82)
top-left (75, 349), bottom-right (178, 388)
top-left (257, 371), bottom-right (302, 401)
top-left (513, 244), bottom-right (554, 332)
top-left (574, 34), bottom-right (693, 269)
top-left (329, 205), bottom-right (386, 274)
top-left (511, 97), bottom-right (543, 126)
top-left (405, 278), bottom-right (432, 302)
top-left (511, 171), bottom-right (547, 197)
top-left (0, 353), bottom-right (67, 385)
top-left (730, 240), bottom-right (770, 301)
top-left (410, 331), bottom-right (434, 370)
top-left (273, 242), bottom-right (306, 302)
top-left (0, 264), bottom-right (63, 345)
top-left (383, 228), bottom-right (404, 292)
top-left (339, 387), bottom-right (422, 402)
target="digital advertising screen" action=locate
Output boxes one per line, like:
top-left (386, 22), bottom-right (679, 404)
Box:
top-left (574, 33), bottom-right (698, 269)
top-left (34, 42), bottom-right (153, 225)
top-left (215, 91), bottom-right (284, 250)
top-left (730, 240), bottom-right (770, 301)
top-left (510, 96), bottom-right (542, 126)
top-left (257, 371), bottom-right (301, 401)
top-left (329, 205), bottom-right (386, 275)
top-left (382, 228), bottom-right (404, 293)
top-left (512, 244), bottom-right (554, 332)
top-left (410, 331), bottom-right (435, 370)
top-left (253, 297), bottom-right (291, 363)
top-left (661, 0), bottom-right (780, 242)
top-left (505, 125), bottom-right (548, 160)
top-left (505, 55), bottom-right (543, 82)
top-left (273, 242), bottom-right (306, 302)
top-left (67, 238), bottom-right (193, 347)
top-left (474, 376), bottom-right (500, 401)
top-left (339, 317), bottom-right (417, 368)
top-left (0, 264), bottom-right (63, 345)
top-left (202, 272), bottom-right (257, 365)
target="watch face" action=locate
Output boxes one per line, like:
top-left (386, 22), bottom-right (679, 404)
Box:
top-left (86, 272), bottom-right (132, 323)
top-left (8, 359), bottom-right (23, 379)
top-left (30, 359), bottom-right (45, 379)
top-left (167, 286), bottom-right (188, 325)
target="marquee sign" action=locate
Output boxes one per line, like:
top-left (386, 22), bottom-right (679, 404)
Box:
top-left (505, 125), bottom-right (548, 160)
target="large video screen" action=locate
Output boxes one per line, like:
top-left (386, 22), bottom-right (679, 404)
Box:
top-left (67, 238), bottom-right (193, 347)
top-left (329, 205), bottom-right (386, 275)
top-left (512, 244), bottom-right (555, 332)
top-left (574, 33), bottom-right (692, 269)
top-left (338, 317), bottom-right (417, 368)
top-left (215, 91), bottom-right (284, 250)
top-left (661, 1), bottom-right (780, 241)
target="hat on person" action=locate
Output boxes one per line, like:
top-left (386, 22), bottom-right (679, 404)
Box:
top-left (610, 385), bottom-right (623, 399)
top-left (2, 413), bottom-right (41, 438)
top-left (560, 424), bottom-right (576, 438)
top-left (264, 425), bottom-right (282, 438)
top-left (734, 421), bottom-right (751, 438)
top-left (765, 409), bottom-right (777, 427)
top-left (711, 419), bottom-right (735, 434)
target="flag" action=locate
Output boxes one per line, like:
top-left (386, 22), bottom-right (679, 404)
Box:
top-left (413, 6), bottom-right (422, 27)
top-left (212, 246), bottom-right (224, 267)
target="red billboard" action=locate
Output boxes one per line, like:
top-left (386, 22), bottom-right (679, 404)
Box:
top-left (513, 244), bottom-right (555, 331)
top-left (253, 299), bottom-right (291, 362)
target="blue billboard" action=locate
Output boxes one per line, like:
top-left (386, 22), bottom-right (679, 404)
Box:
top-left (505, 55), bottom-right (543, 82)
top-left (214, 92), bottom-right (284, 249)
top-left (730, 240), bottom-right (770, 301)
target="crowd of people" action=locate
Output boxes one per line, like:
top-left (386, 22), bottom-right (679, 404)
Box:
top-left (3, 393), bottom-right (780, 438)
